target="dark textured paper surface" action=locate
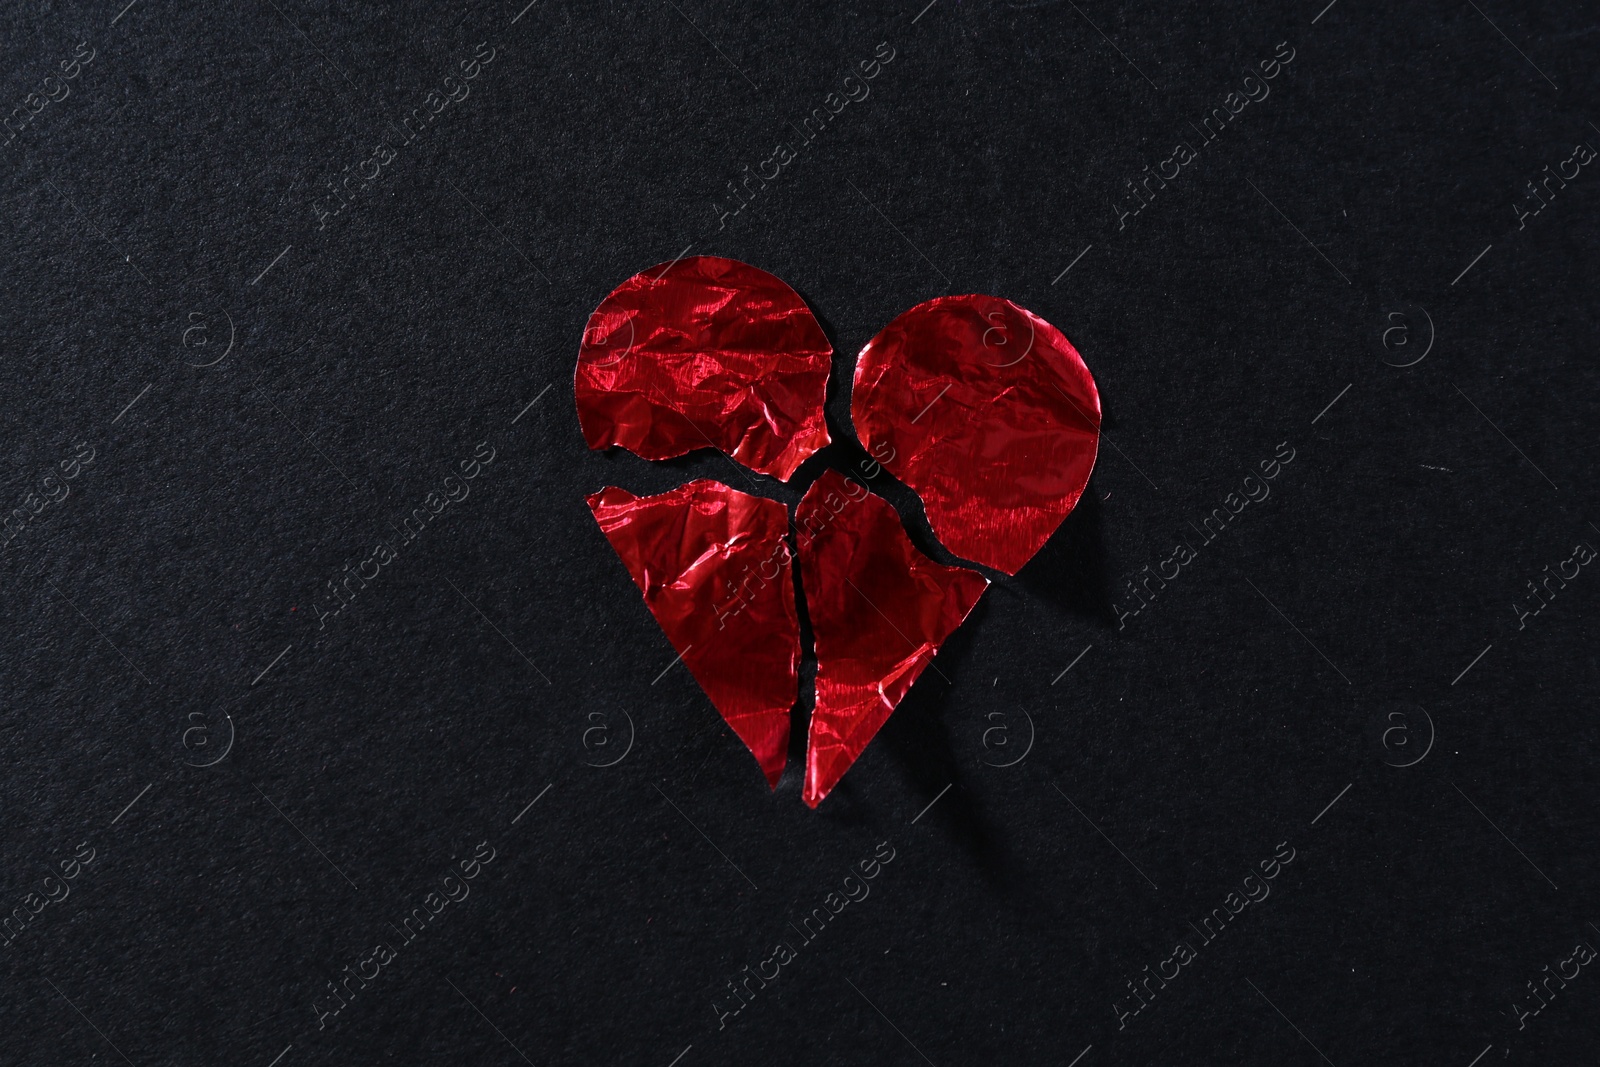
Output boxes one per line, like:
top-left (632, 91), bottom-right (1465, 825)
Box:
top-left (1, 1), bottom-right (1596, 1065)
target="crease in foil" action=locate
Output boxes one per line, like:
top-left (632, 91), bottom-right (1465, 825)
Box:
top-left (852, 294), bottom-right (1101, 575)
top-left (575, 255), bottom-right (832, 481)
top-left (797, 470), bottom-right (988, 808)
top-left (587, 479), bottom-right (799, 787)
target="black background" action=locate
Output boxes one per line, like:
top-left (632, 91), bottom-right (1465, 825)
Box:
top-left (1, 1), bottom-right (1596, 1064)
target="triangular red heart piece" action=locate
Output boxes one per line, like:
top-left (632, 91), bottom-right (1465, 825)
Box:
top-left (797, 471), bottom-right (988, 807)
top-left (587, 480), bottom-right (799, 787)
top-left (852, 295), bottom-right (1100, 574)
top-left (575, 255), bottom-right (832, 481)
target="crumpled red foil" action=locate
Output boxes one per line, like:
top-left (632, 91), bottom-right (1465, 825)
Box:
top-left (852, 295), bottom-right (1100, 575)
top-left (797, 470), bottom-right (988, 807)
top-left (587, 480), bottom-right (799, 787)
top-left (575, 255), bottom-right (832, 481)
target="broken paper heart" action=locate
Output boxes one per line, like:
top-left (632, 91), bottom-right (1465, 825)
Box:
top-left (853, 294), bottom-right (1101, 575)
top-left (575, 255), bottom-right (832, 481)
top-left (576, 256), bottom-right (1100, 806)
top-left (586, 480), bottom-right (799, 789)
top-left (796, 470), bottom-right (989, 808)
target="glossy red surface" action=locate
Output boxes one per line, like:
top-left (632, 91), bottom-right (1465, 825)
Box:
top-left (587, 480), bottom-right (799, 787)
top-left (797, 471), bottom-right (988, 808)
top-left (575, 255), bottom-right (832, 481)
top-left (852, 295), bottom-right (1100, 574)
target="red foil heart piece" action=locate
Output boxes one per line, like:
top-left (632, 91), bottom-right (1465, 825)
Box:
top-left (797, 470), bottom-right (988, 807)
top-left (575, 255), bottom-right (832, 481)
top-left (587, 480), bottom-right (799, 787)
top-left (852, 295), bottom-right (1100, 574)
